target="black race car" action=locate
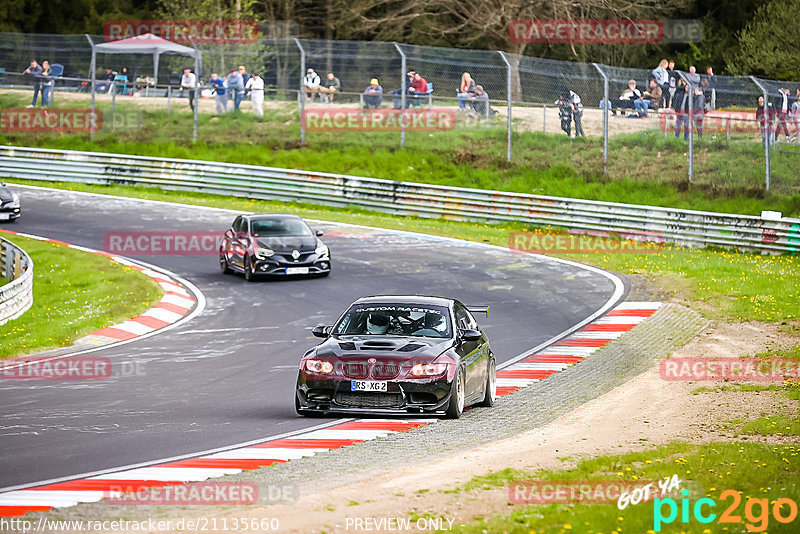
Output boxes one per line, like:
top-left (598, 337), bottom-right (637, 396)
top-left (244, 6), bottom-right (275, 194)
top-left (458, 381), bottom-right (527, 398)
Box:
top-left (0, 183), bottom-right (21, 222)
top-left (219, 213), bottom-right (331, 281)
top-left (295, 295), bottom-right (496, 419)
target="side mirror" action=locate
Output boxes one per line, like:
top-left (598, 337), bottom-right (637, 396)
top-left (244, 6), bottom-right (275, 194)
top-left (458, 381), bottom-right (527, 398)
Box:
top-left (315, 229), bottom-right (325, 237)
top-left (312, 325), bottom-right (330, 338)
top-left (460, 329), bottom-right (482, 343)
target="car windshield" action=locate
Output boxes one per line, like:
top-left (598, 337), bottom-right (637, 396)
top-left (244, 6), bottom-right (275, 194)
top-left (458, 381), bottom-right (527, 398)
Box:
top-left (333, 304), bottom-right (452, 338)
top-left (250, 217), bottom-right (312, 237)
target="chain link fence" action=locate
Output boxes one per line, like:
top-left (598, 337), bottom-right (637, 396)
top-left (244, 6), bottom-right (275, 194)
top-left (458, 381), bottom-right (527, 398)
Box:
top-left (0, 31), bottom-right (798, 196)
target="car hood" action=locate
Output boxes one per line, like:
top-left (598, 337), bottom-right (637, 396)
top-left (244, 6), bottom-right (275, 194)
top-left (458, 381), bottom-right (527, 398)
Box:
top-left (315, 336), bottom-right (453, 360)
top-left (0, 186), bottom-right (13, 203)
top-left (256, 235), bottom-right (318, 253)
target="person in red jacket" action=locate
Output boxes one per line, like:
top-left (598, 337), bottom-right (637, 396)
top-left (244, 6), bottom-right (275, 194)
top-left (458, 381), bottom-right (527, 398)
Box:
top-left (408, 72), bottom-right (428, 105)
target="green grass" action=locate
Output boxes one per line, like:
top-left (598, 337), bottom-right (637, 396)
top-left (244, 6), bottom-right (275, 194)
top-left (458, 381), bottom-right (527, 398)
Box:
top-left (0, 233), bottom-right (163, 358)
top-left (8, 178), bottom-right (800, 325)
top-left (2, 92), bottom-right (799, 215)
top-left (452, 442), bottom-right (800, 533)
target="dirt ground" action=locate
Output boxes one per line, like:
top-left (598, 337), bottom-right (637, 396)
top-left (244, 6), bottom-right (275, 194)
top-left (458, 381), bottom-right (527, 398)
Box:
top-left (126, 319), bottom-right (796, 534)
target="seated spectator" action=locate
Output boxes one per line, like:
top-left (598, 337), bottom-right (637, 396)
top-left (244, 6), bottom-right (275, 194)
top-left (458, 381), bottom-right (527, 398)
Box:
top-left (364, 78), bottom-right (383, 108)
top-left (318, 72), bottom-right (341, 103)
top-left (457, 72), bottom-right (476, 111)
top-left (392, 71), bottom-right (415, 108)
top-left (95, 68), bottom-right (114, 93)
top-left (408, 72), bottom-right (429, 105)
top-left (612, 79), bottom-right (641, 116)
top-left (303, 68), bottom-right (320, 101)
top-left (634, 79), bottom-right (662, 117)
top-left (469, 85), bottom-right (489, 115)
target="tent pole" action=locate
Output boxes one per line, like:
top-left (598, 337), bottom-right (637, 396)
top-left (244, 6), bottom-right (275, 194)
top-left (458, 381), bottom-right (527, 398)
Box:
top-left (86, 34), bottom-right (96, 139)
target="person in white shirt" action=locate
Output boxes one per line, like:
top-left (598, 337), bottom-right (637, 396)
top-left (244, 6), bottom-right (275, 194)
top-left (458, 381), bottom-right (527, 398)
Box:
top-left (303, 68), bottom-right (320, 101)
top-left (246, 73), bottom-right (265, 117)
top-left (181, 68), bottom-right (197, 111)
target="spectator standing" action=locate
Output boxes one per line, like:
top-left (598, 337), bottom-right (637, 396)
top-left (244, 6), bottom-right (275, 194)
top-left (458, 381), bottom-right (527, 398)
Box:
top-left (703, 66), bottom-right (717, 110)
top-left (569, 89), bottom-right (585, 137)
top-left (246, 72), bottom-right (265, 117)
top-left (791, 89), bottom-right (800, 142)
top-left (209, 73), bottom-right (227, 114)
top-left (652, 59), bottom-right (669, 108)
top-left (457, 72), bottom-right (476, 111)
top-left (392, 71), bottom-right (415, 109)
top-left (756, 95), bottom-right (774, 147)
top-left (238, 66), bottom-right (249, 86)
top-left (227, 68), bottom-right (244, 110)
top-left (675, 83), bottom-right (691, 140)
top-left (303, 68), bottom-right (320, 101)
top-left (318, 72), bottom-right (341, 103)
top-left (774, 87), bottom-right (792, 141)
top-left (40, 61), bottom-right (53, 107)
top-left (364, 78), bottom-right (383, 108)
top-left (181, 68), bottom-right (197, 111)
top-left (556, 90), bottom-right (573, 136)
top-left (667, 60), bottom-right (678, 109)
top-left (23, 60), bottom-right (43, 108)
top-left (691, 87), bottom-right (705, 137)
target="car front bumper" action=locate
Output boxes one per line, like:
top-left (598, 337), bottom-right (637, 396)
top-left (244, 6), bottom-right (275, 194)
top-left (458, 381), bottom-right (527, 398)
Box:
top-left (296, 375), bottom-right (452, 414)
top-left (252, 254), bottom-right (330, 276)
top-left (0, 206), bottom-right (20, 221)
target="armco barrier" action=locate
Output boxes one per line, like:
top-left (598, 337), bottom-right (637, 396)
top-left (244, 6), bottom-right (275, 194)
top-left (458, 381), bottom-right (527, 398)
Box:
top-left (1, 145), bottom-right (799, 254)
top-left (0, 236), bottom-right (33, 326)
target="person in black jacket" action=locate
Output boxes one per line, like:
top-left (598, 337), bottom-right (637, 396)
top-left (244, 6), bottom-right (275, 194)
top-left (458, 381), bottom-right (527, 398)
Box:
top-left (675, 83), bottom-right (705, 140)
top-left (774, 87), bottom-right (792, 141)
top-left (23, 60), bottom-right (43, 107)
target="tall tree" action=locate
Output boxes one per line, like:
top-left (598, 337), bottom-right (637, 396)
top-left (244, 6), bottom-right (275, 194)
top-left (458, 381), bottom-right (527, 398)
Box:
top-left (727, 0), bottom-right (800, 80)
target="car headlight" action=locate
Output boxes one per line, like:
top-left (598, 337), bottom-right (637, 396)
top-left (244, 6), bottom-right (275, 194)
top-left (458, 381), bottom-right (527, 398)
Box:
top-left (410, 363), bottom-right (448, 377)
top-left (305, 359), bottom-right (334, 374)
top-left (255, 247), bottom-right (274, 259)
top-left (315, 244), bottom-right (329, 258)
top-left (8, 193), bottom-right (20, 208)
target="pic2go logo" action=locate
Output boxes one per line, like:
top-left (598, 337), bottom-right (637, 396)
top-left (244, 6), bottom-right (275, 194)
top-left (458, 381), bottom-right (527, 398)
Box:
top-left (653, 489), bottom-right (798, 532)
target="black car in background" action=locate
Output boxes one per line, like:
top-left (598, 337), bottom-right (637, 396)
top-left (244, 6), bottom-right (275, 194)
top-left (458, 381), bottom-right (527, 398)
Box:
top-left (219, 213), bottom-right (331, 281)
top-left (296, 295), bottom-right (496, 419)
top-left (0, 183), bottom-right (21, 222)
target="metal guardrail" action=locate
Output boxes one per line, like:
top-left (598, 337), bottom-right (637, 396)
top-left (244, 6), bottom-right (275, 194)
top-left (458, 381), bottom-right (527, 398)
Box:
top-left (0, 236), bottom-right (34, 326)
top-left (0, 145), bottom-right (799, 254)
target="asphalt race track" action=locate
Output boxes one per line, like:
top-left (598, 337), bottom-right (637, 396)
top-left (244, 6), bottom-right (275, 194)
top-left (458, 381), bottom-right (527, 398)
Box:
top-left (0, 186), bottom-right (626, 490)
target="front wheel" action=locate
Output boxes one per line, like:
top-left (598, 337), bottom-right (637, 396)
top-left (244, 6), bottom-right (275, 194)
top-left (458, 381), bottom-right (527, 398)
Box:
top-left (219, 249), bottom-right (232, 274)
top-left (445, 367), bottom-right (465, 419)
top-left (243, 255), bottom-right (256, 282)
top-left (478, 358), bottom-right (496, 407)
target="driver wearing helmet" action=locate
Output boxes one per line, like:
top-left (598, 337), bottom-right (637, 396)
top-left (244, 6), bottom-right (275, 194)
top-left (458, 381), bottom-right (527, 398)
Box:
top-left (366, 312), bottom-right (390, 335)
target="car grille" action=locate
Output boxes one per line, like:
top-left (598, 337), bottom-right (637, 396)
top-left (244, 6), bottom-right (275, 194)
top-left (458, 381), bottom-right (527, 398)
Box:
top-left (343, 363), bottom-right (369, 379)
top-left (335, 391), bottom-right (403, 408)
top-left (371, 363), bottom-right (401, 379)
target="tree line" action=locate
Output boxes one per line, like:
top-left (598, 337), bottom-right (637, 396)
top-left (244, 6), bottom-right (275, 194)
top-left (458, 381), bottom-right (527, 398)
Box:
top-left (1, 0), bottom-right (797, 80)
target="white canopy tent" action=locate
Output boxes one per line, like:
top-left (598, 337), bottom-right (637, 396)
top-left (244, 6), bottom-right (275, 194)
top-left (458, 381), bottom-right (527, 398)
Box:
top-left (86, 32), bottom-right (202, 140)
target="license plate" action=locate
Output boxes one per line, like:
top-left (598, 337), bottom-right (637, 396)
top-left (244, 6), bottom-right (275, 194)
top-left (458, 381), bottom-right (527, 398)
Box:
top-left (285, 267), bottom-right (309, 275)
top-left (0, 213), bottom-right (9, 220)
top-left (351, 380), bottom-right (387, 392)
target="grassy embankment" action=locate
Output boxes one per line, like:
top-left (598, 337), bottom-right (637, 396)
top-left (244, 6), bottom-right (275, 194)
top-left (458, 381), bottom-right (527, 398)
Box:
top-left (0, 232), bottom-right (163, 358)
top-left (1, 92), bottom-right (798, 215)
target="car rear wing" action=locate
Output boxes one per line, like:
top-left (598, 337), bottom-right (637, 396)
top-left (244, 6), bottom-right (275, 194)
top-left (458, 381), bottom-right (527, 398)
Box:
top-left (467, 306), bottom-right (490, 318)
